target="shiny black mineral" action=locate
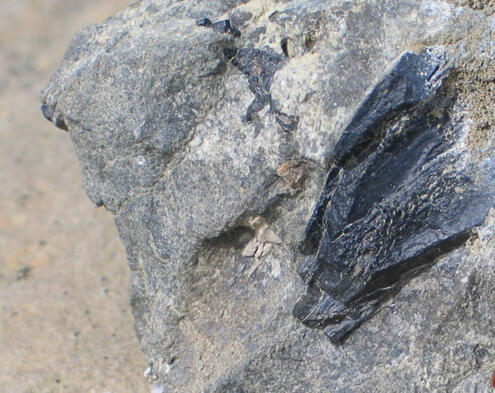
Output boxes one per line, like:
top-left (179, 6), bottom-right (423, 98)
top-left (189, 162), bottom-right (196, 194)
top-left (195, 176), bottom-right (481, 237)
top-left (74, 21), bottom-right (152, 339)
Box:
top-left (293, 48), bottom-right (493, 343)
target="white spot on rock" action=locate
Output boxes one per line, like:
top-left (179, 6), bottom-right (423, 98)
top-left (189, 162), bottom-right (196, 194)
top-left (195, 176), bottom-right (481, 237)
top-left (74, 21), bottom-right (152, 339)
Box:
top-left (151, 382), bottom-right (165, 393)
top-left (133, 120), bottom-right (146, 139)
top-left (271, 258), bottom-right (281, 278)
top-left (136, 156), bottom-right (147, 166)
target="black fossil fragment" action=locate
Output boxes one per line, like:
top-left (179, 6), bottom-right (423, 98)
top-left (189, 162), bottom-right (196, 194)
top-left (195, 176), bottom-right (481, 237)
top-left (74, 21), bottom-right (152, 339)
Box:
top-left (293, 48), bottom-right (493, 343)
top-left (231, 48), bottom-right (299, 130)
top-left (231, 48), bottom-right (281, 119)
top-left (197, 18), bottom-right (299, 131)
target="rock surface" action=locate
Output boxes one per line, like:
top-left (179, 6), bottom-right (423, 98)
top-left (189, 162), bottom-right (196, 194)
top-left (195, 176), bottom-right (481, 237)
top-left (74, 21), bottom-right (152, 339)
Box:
top-left (42, 0), bottom-right (495, 392)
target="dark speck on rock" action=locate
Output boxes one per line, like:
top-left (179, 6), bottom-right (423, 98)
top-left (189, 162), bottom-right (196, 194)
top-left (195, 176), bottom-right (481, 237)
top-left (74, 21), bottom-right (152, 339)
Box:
top-left (197, 18), bottom-right (241, 38)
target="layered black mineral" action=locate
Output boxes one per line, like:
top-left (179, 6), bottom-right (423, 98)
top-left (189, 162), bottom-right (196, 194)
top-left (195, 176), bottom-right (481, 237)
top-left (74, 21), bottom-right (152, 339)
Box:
top-left (294, 48), bottom-right (493, 342)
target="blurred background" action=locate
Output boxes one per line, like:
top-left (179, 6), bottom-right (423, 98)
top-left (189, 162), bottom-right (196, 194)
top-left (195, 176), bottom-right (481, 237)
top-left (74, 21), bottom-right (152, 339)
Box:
top-left (0, 1), bottom-right (149, 392)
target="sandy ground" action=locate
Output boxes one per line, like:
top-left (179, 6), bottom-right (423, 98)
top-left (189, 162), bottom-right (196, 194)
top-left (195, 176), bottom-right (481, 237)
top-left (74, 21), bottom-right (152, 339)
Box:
top-left (0, 1), bottom-right (150, 392)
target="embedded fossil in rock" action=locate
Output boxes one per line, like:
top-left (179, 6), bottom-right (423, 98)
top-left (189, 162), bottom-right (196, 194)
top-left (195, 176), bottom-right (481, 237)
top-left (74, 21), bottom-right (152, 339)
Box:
top-left (198, 18), bottom-right (299, 131)
top-left (293, 47), bottom-right (494, 343)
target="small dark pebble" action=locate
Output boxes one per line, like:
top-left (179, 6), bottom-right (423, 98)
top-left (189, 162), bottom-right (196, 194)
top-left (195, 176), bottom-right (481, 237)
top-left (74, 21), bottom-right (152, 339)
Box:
top-left (197, 18), bottom-right (241, 38)
top-left (15, 266), bottom-right (31, 281)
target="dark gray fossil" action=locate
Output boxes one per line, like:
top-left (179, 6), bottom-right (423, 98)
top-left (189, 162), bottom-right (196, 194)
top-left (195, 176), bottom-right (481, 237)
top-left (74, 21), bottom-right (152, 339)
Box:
top-left (198, 18), bottom-right (299, 131)
top-left (293, 48), bottom-right (494, 342)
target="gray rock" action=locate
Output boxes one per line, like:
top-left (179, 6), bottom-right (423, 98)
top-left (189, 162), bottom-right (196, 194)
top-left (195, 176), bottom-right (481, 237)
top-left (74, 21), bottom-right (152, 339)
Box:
top-left (42, 0), bottom-right (495, 392)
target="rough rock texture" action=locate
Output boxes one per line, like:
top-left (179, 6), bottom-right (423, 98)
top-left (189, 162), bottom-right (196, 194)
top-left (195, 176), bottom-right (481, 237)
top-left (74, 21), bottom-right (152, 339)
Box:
top-left (42, 0), bottom-right (495, 392)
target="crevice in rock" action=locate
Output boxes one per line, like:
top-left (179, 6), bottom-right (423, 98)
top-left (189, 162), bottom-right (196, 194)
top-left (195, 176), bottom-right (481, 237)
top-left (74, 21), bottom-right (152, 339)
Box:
top-left (280, 37), bottom-right (289, 57)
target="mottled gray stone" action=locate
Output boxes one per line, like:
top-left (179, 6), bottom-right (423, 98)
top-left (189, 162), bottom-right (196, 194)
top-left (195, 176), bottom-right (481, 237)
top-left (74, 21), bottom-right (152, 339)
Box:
top-left (42, 0), bottom-right (495, 392)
